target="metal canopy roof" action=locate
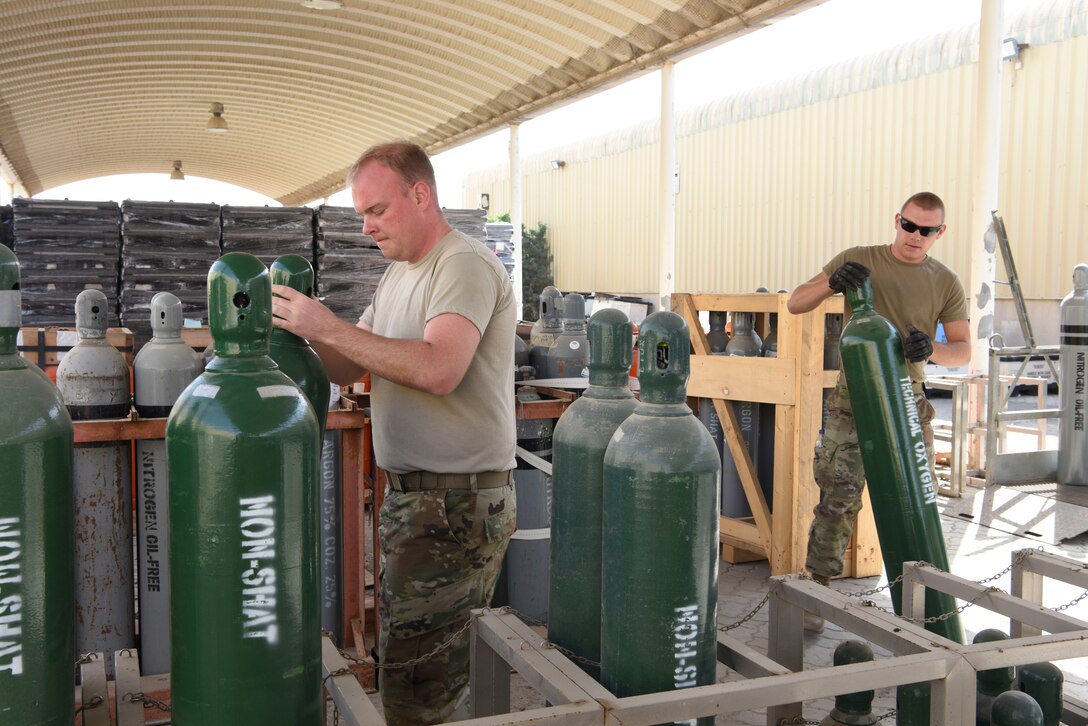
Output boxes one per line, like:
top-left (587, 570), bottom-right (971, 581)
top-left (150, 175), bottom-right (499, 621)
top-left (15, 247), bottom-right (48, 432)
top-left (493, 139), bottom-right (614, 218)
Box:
top-left (0, 0), bottom-right (818, 205)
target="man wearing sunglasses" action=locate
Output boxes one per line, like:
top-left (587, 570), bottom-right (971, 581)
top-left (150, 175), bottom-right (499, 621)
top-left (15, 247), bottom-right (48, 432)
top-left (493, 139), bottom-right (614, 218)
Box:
top-left (786, 192), bottom-right (970, 629)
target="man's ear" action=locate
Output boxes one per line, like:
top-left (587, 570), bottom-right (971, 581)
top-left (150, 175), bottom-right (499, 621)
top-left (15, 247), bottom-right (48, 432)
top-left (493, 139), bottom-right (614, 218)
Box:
top-left (411, 180), bottom-right (430, 208)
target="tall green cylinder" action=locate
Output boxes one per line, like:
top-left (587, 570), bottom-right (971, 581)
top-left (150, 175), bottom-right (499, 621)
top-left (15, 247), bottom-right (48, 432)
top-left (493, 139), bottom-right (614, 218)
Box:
top-left (975, 628), bottom-right (1015, 725)
top-left (550, 308), bottom-right (636, 680)
top-left (0, 247), bottom-right (74, 725)
top-left (1017, 662), bottom-right (1063, 726)
top-left (602, 311), bottom-right (720, 722)
top-left (839, 279), bottom-right (962, 644)
top-left (167, 252), bottom-right (321, 724)
top-left (269, 254), bottom-right (331, 437)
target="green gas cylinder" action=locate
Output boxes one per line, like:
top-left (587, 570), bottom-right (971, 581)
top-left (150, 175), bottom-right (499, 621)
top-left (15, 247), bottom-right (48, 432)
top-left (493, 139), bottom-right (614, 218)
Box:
top-left (0, 247), bottom-right (74, 726)
top-left (167, 252), bottom-right (321, 724)
top-left (550, 308), bottom-right (636, 680)
top-left (820, 640), bottom-right (877, 726)
top-left (1017, 662), bottom-right (1063, 726)
top-left (991, 691), bottom-right (1044, 726)
top-left (269, 254), bottom-right (331, 437)
top-left (602, 311), bottom-right (720, 721)
top-left (839, 279), bottom-right (962, 644)
top-left (975, 629), bottom-right (1015, 725)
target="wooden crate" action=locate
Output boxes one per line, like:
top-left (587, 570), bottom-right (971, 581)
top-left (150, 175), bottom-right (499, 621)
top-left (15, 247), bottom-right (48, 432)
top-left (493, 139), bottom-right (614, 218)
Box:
top-left (17, 326), bottom-right (134, 367)
top-left (673, 292), bottom-right (881, 577)
top-left (180, 326), bottom-right (212, 353)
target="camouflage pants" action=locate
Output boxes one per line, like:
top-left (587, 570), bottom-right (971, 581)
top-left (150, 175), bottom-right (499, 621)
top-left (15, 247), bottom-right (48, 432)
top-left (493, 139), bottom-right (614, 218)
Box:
top-left (805, 384), bottom-right (935, 580)
top-left (378, 484), bottom-right (516, 726)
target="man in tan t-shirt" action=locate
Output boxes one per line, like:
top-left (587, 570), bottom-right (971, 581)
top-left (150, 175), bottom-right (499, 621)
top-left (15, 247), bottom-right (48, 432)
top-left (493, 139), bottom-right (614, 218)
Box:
top-left (786, 191), bottom-right (970, 630)
top-left (272, 141), bottom-right (516, 725)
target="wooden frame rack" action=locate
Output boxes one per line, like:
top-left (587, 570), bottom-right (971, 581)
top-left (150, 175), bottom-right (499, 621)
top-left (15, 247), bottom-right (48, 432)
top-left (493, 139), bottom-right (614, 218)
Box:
top-left (673, 292), bottom-right (881, 577)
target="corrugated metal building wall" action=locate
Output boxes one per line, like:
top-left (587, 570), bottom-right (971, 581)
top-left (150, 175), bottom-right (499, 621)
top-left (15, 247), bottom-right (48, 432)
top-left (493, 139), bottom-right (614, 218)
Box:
top-left (464, 0), bottom-right (1087, 301)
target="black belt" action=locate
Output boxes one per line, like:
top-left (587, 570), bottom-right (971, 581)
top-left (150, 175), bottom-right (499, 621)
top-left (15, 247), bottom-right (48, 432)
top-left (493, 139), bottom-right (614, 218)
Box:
top-left (387, 470), bottom-right (513, 492)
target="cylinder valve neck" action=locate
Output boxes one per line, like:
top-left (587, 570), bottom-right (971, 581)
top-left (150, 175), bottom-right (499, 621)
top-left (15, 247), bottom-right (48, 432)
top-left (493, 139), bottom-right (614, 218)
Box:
top-left (75, 289), bottom-right (110, 339)
top-left (1074, 263), bottom-right (1088, 291)
top-left (636, 311), bottom-right (690, 405)
top-left (270, 254), bottom-right (316, 347)
top-left (540, 287), bottom-right (564, 331)
top-left (150, 291), bottom-right (184, 339)
top-left (845, 278), bottom-right (875, 312)
top-left (587, 308), bottom-right (633, 387)
top-left (561, 293), bottom-right (586, 332)
top-left (733, 312), bottom-right (755, 335)
top-left (208, 252), bottom-right (272, 358)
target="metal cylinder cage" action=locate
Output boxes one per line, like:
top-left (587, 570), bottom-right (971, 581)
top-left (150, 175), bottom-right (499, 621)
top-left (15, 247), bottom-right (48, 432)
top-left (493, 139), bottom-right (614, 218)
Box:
top-left (71, 548), bottom-right (1088, 725)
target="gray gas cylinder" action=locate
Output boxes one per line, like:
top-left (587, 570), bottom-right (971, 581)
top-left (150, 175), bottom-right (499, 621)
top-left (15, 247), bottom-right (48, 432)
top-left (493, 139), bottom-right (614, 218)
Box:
top-left (544, 293), bottom-right (589, 379)
top-left (720, 312), bottom-right (762, 517)
top-left (824, 313), bottom-right (844, 427)
top-left (55, 289), bottom-right (135, 675)
top-left (132, 292), bottom-right (203, 675)
top-left (499, 385), bottom-right (554, 622)
top-left (320, 383), bottom-right (344, 644)
top-left (529, 287), bottom-right (563, 375)
top-left (1059, 264), bottom-right (1088, 486)
top-left (757, 290), bottom-right (786, 507)
top-left (514, 332), bottom-right (530, 369)
top-left (697, 311), bottom-right (728, 472)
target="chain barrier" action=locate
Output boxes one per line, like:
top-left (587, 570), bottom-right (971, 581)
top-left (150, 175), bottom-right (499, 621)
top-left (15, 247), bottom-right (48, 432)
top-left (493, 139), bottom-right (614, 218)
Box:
top-left (73, 695), bottom-right (104, 718)
top-left (718, 592), bottom-right (770, 632)
top-left (332, 609), bottom-right (481, 673)
top-left (778, 707), bottom-right (896, 725)
top-left (122, 691), bottom-right (173, 712)
top-left (838, 549), bottom-right (1070, 624)
top-left (1053, 586), bottom-right (1088, 612)
top-left (75, 652), bottom-right (100, 666)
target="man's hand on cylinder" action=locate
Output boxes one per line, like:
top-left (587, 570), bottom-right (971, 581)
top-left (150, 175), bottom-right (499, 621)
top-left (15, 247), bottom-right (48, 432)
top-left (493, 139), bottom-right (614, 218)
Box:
top-left (271, 284), bottom-right (339, 342)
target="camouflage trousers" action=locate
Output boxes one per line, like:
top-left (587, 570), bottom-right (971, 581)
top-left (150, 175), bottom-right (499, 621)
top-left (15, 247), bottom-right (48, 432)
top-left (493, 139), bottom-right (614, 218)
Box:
top-left (805, 384), bottom-right (935, 580)
top-left (378, 483), bottom-right (516, 726)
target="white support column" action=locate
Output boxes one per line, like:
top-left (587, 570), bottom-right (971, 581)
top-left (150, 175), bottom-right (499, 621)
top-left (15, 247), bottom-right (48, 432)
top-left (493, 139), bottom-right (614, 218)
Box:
top-left (968, 0), bottom-right (1003, 373)
top-left (658, 61), bottom-right (677, 312)
top-left (0, 144), bottom-right (27, 200)
top-left (509, 123), bottom-right (524, 317)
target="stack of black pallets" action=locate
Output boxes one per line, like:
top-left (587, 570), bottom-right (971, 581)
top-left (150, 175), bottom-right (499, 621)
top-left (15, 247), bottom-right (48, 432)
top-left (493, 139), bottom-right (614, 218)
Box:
top-left (314, 205), bottom-right (390, 323)
top-left (220, 205), bottom-right (315, 271)
top-left (13, 198), bottom-right (122, 327)
top-left (120, 200), bottom-right (221, 346)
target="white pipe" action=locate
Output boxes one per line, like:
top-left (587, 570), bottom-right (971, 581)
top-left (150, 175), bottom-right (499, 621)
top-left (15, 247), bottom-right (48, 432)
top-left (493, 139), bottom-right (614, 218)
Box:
top-left (509, 123), bottom-right (523, 317)
top-left (658, 61), bottom-right (677, 312)
top-left (968, 0), bottom-right (1003, 374)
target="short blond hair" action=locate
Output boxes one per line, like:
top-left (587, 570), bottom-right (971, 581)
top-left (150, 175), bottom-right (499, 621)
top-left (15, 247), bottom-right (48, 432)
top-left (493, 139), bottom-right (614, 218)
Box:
top-left (346, 141), bottom-right (438, 195)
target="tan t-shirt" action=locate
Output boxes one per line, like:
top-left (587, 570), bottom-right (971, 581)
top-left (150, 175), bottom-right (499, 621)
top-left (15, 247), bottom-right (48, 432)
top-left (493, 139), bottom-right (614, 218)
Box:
top-left (824, 244), bottom-right (968, 390)
top-left (361, 229), bottom-right (516, 474)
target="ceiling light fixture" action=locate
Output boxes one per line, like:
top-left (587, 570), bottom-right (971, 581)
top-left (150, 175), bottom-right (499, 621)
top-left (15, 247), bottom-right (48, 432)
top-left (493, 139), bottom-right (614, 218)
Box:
top-left (206, 102), bottom-right (229, 133)
top-left (301, 0), bottom-right (343, 9)
top-left (170, 161), bottom-right (185, 181)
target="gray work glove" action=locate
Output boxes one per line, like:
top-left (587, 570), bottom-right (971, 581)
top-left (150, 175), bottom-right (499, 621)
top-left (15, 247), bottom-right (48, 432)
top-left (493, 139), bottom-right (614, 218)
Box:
top-left (827, 261), bottom-right (870, 293)
top-left (903, 325), bottom-right (933, 363)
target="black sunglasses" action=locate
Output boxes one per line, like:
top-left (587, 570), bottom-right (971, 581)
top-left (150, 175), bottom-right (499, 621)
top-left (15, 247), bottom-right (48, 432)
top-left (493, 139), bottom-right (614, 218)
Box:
top-left (899, 215), bottom-right (943, 237)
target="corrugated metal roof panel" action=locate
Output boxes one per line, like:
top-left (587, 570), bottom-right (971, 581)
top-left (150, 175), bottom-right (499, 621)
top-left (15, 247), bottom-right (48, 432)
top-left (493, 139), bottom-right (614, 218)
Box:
top-left (0, 0), bottom-right (819, 203)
